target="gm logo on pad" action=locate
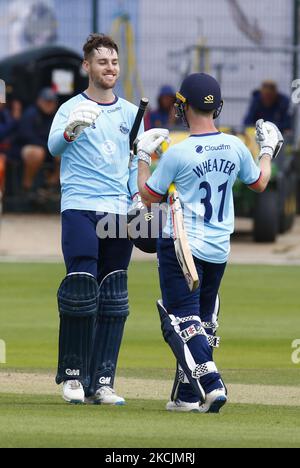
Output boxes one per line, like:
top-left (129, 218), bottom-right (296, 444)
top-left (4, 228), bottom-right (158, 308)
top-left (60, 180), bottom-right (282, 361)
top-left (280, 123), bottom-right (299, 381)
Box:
top-left (99, 377), bottom-right (112, 385)
top-left (204, 95), bottom-right (214, 104)
top-left (66, 369), bottom-right (80, 376)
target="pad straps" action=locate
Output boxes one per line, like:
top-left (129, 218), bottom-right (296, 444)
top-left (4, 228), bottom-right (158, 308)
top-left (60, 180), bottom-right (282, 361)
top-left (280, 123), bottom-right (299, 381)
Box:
top-left (170, 315), bottom-right (221, 348)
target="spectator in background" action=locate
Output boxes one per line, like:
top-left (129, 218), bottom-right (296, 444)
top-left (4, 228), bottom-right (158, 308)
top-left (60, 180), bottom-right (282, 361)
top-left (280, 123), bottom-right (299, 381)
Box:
top-left (244, 80), bottom-right (292, 133)
top-left (0, 97), bottom-right (23, 193)
top-left (145, 85), bottom-right (178, 130)
top-left (13, 88), bottom-right (60, 194)
top-left (0, 98), bottom-right (22, 140)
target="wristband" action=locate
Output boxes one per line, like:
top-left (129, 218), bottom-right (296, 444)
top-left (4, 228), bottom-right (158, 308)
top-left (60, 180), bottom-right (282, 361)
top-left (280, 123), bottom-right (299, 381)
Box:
top-left (64, 131), bottom-right (75, 142)
top-left (138, 150), bottom-right (152, 166)
top-left (259, 147), bottom-right (274, 161)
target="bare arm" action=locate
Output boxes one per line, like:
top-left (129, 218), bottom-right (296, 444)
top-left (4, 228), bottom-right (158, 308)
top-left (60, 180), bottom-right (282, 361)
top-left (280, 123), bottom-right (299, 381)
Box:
top-left (138, 160), bottom-right (162, 206)
top-left (135, 128), bottom-right (170, 206)
top-left (249, 154), bottom-right (272, 193)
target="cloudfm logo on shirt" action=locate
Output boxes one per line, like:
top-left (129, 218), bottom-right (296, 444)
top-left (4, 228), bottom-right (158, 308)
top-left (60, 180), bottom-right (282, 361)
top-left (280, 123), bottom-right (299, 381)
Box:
top-left (196, 144), bottom-right (231, 153)
top-left (196, 145), bottom-right (204, 154)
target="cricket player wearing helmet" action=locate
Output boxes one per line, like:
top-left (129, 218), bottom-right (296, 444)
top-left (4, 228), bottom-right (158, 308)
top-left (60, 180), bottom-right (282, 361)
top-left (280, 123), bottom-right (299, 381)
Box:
top-left (137, 73), bottom-right (283, 413)
top-left (48, 34), bottom-right (145, 405)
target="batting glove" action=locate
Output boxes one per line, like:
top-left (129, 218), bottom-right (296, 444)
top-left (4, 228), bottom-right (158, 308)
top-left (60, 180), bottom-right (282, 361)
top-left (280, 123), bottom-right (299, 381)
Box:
top-left (64, 101), bottom-right (101, 141)
top-left (131, 193), bottom-right (145, 211)
top-left (256, 119), bottom-right (284, 160)
top-left (134, 128), bottom-right (170, 166)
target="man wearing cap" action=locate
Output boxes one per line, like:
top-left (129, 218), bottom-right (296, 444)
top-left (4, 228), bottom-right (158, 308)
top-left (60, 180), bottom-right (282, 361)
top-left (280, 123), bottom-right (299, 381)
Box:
top-left (16, 87), bottom-right (59, 193)
top-left (244, 80), bottom-right (292, 133)
top-left (145, 85), bottom-right (178, 130)
top-left (136, 73), bottom-right (283, 413)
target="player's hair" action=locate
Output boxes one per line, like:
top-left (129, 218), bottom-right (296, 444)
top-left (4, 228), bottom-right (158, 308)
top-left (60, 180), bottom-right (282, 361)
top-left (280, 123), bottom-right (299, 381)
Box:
top-left (83, 34), bottom-right (119, 60)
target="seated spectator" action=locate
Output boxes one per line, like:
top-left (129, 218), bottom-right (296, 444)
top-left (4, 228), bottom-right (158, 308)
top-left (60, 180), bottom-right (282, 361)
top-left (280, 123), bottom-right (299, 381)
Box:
top-left (0, 154), bottom-right (5, 194)
top-left (0, 98), bottom-right (22, 141)
top-left (10, 88), bottom-right (59, 194)
top-left (244, 80), bottom-right (292, 133)
top-left (145, 85), bottom-right (179, 130)
top-left (0, 97), bottom-right (23, 193)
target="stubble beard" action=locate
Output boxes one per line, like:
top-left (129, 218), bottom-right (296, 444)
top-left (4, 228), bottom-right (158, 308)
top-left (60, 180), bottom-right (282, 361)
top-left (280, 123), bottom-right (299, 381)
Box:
top-left (91, 72), bottom-right (118, 91)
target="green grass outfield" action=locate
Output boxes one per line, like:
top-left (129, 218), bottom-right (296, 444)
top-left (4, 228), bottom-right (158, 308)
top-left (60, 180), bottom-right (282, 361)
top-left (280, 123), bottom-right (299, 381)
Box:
top-left (0, 262), bottom-right (300, 448)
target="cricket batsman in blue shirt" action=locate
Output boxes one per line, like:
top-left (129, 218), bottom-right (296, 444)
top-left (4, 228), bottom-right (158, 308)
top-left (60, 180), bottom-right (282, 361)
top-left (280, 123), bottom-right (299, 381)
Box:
top-left (136, 73), bottom-right (283, 413)
top-left (48, 34), bottom-right (144, 405)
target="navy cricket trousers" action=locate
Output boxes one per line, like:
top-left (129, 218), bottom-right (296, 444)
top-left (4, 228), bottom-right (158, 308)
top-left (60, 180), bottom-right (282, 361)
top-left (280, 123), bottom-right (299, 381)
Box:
top-left (157, 237), bottom-right (227, 397)
top-left (157, 237), bottom-right (227, 321)
top-left (62, 210), bottom-right (133, 283)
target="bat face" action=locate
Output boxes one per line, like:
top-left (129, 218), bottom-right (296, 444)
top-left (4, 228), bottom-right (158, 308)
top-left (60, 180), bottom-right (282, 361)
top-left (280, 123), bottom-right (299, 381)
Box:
top-left (169, 187), bottom-right (200, 292)
top-left (174, 238), bottom-right (198, 292)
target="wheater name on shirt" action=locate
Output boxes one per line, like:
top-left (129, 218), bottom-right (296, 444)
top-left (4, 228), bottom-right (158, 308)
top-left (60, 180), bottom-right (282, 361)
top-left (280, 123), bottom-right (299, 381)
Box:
top-left (193, 158), bottom-right (236, 178)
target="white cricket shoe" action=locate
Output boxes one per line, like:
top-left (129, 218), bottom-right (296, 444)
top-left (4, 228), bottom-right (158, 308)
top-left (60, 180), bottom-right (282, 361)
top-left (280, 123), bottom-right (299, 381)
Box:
top-left (166, 400), bottom-right (201, 413)
top-left (198, 389), bottom-right (227, 414)
top-left (85, 386), bottom-right (126, 406)
top-left (63, 380), bottom-right (85, 404)
top-left (166, 389), bottom-right (227, 414)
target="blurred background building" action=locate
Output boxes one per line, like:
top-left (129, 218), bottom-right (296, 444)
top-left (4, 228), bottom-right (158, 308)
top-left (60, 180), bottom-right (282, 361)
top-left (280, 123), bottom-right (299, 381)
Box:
top-left (0, 0), bottom-right (299, 127)
top-left (0, 0), bottom-right (299, 232)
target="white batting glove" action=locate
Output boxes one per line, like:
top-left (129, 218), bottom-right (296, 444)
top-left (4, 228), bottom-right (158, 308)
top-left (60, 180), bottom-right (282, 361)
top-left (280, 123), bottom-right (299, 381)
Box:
top-left (130, 193), bottom-right (145, 212)
top-left (134, 128), bottom-right (170, 166)
top-left (64, 101), bottom-right (101, 141)
top-left (127, 193), bottom-right (146, 224)
top-left (255, 119), bottom-right (284, 160)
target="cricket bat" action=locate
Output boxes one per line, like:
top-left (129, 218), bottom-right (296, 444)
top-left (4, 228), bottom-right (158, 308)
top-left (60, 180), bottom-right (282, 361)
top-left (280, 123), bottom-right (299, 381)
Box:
top-left (130, 97), bottom-right (149, 150)
top-left (129, 97), bottom-right (149, 169)
top-left (168, 184), bottom-right (200, 292)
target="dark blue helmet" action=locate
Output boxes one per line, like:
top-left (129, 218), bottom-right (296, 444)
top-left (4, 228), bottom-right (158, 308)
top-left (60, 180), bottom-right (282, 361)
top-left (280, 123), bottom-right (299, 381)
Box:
top-left (175, 73), bottom-right (223, 125)
top-left (127, 203), bottom-right (167, 254)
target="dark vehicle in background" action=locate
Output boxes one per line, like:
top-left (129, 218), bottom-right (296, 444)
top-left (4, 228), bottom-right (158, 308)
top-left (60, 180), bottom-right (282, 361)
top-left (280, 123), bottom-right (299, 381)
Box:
top-left (0, 46), bottom-right (88, 212)
top-left (234, 149), bottom-right (297, 242)
top-left (233, 129), bottom-right (297, 243)
top-left (0, 46), bottom-right (88, 108)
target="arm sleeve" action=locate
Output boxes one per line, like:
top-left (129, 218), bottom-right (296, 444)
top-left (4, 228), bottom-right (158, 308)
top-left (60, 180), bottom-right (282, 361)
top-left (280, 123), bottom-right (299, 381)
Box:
top-left (18, 112), bottom-right (43, 146)
top-left (0, 119), bottom-right (17, 140)
top-left (237, 143), bottom-right (261, 186)
top-left (128, 120), bottom-right (145, 198)
top-left (48, 104), bottom-right (71, 157)
top-left (146, 147), bottom-right (179, 197)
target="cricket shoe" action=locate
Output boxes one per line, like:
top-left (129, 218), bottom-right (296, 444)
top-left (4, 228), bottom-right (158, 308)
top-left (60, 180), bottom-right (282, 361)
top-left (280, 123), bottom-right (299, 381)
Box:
top-left (166, 400), bottom-right (202, 413)
top-left (85, 386), bottom-right (126, 406)
top-left (166, 389), bottom-right (227, 414)
top-left (198, 389), bottom-right (227, 414)
top-left (63, 380), bottom-right (85, 404)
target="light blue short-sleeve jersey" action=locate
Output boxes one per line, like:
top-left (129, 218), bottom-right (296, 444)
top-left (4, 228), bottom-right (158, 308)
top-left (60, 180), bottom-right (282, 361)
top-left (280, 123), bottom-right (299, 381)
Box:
top-left (146, 132), bottom-right (261, 264)
top-left (48, 93), bottom-right (143, 214)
